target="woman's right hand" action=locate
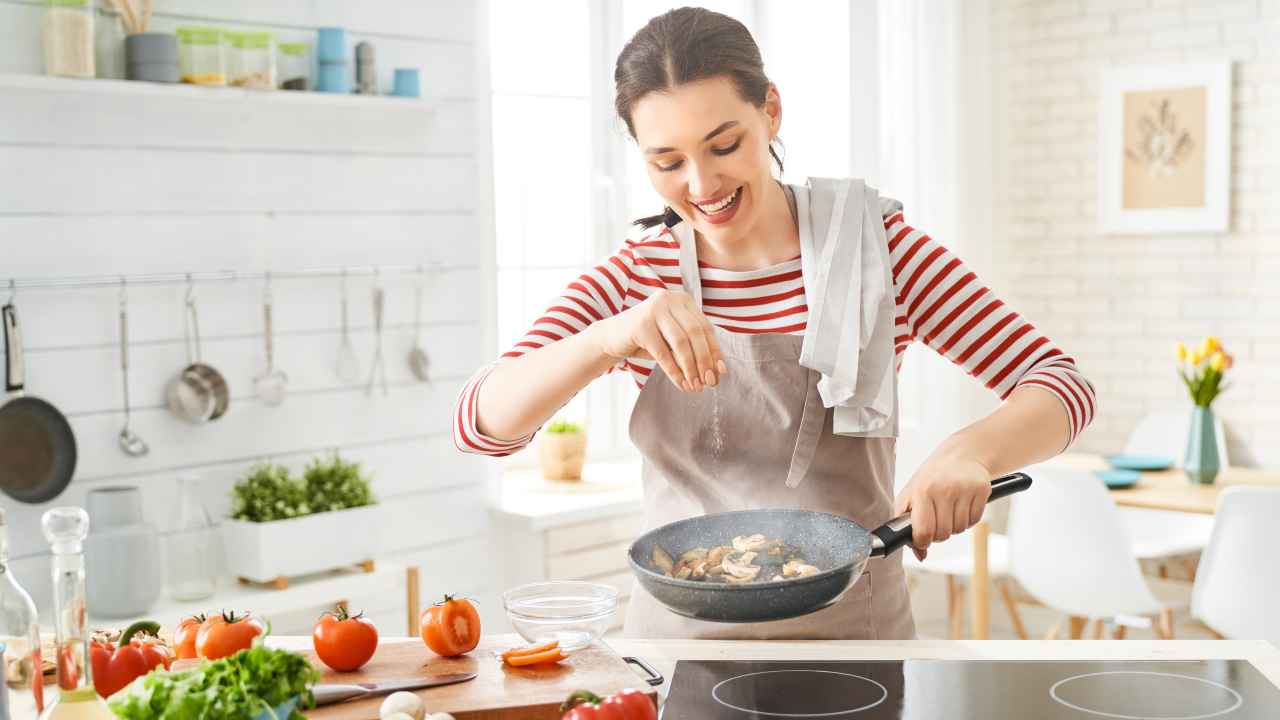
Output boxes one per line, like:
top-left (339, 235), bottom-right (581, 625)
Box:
top-left (591, 289), bottom-right (726, 392)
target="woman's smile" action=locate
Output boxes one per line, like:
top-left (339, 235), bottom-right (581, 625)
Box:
top-left (691, 185), bottom-right (743, 224)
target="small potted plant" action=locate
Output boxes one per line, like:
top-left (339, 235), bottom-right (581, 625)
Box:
top-left (539, 419), bottom-right (587, 481)
top-left (220, 454), bottom-right (380, 587)
top-left (1176, 335), bottom-right (1233, 484)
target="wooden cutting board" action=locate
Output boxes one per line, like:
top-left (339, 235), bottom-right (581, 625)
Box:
top-left (302, 634), bottom-right (657, 719)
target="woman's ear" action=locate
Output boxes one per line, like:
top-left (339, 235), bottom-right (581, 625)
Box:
top-left (763, 84), bottom-right (782, 138)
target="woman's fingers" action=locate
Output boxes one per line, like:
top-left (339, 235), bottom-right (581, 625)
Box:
top-left (634, 322), bottom-right (685, 391)
top-left (668, 302), bottom-right (721, 387)
top-left (968, 489), bottom-right (986, 528)
top-left (655, 309), bottom-right (702, 390)
top-left (909, 495), bottom-right (937, 553)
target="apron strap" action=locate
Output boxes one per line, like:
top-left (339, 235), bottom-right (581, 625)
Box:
top-left (675, 223), bottom-right (703, 307)
top-left (784, 368), bottom-right (827, 489)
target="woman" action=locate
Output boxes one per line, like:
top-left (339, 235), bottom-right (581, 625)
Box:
top-left (456, 8), bottom-right (1095, 640)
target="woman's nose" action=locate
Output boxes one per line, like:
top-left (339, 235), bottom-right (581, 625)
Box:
top-left (686, 163), bottom-right (721, 202)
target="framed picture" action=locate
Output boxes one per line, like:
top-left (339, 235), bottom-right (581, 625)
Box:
top-left (1098, 61), bottom-right (1232, 234)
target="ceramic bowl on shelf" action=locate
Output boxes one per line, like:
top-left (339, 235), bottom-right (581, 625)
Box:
top-left (503, 581), bottom-right (619, 651)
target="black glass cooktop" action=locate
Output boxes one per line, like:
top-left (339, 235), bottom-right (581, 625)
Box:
top-left (661, 660), bottom-right (1280, 719)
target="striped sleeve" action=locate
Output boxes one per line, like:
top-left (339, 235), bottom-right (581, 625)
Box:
top-left (452, 244), bottom-right (638, 456)
top-left (884, 211), bottom-right (1097, 447)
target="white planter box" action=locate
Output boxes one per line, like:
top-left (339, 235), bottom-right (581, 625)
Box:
top-left (221, 505), bottom-right (382, 583)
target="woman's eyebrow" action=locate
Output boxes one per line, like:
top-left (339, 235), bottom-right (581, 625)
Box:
top-left (644, 120), bottom-right (740, 155)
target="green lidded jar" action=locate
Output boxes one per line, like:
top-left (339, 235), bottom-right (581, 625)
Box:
top-left (277, 42), bottom-right (312, 91)
top-left (176, 26), bottom-right (226, 85)
top-left (225, 30), bottom-right (277, 90)
top-left (43, 0), bottom-right (94, 78)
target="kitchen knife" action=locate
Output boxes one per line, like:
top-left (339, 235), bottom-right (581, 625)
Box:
top-left (312, 672), bottom-right (478, 706)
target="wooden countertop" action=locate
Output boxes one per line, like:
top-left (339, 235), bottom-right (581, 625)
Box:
top-left (1044, 453), bottom-right (1280, 514)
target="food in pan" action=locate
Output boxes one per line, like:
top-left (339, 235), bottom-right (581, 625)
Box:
top-left (650, 533), bottom-right (821, 584)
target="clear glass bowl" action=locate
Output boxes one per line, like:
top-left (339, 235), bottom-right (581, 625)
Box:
top-left (503, 581), bottom-right (619, 650)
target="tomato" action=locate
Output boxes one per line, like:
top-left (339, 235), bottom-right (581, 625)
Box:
top-left (90, 621), bottom-right (173, 698)
top-left (560, 689), bottom-right (656, 720)
top-left (419, 595), bottom-right (480, 658)
top-left (195, 611), bottom-right (265, 660)
top-left (312, 606), bottom-right (378, 672)
top-left (173, 614), bottom-right (205, 660)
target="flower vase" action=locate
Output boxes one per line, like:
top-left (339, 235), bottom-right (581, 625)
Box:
top-left (1184, 406), bottom-right (1220, 485)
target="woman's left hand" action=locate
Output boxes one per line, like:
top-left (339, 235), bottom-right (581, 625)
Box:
top-left (893, 455), bottom-right (993, 561)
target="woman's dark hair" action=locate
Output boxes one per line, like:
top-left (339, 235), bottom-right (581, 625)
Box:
top-left (614, 7), bottom-right (784, 229)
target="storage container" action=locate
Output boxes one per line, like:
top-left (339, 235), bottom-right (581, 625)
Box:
top-left (43, 0), bottom-right (95, 78)
top-left (278, 42), bottom-right (311, 90)
top-left (176, 26), bottom-right (225, 85)
top-left (226, 30), bottom-right (276, 89)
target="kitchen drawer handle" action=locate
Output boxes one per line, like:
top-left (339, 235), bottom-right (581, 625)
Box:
top-left (623, 655), bottom-right (664, 687)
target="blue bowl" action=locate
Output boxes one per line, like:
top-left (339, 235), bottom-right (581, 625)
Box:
top-left (1095, 469), bottom-right (1140, 489)
top-left (1105, 454), bottom-right (1174, 472)
top-left (252, 696), bottom-right (298, 720)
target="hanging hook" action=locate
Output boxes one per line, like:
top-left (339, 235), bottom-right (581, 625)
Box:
top-left (184, 273), bottom-right (195, 305)
top-left (340, 267), bottom-right (349, 300)
top-left (7, 278), bottom-right (14, 306)
top-left (119, 276), bottom-right (127, 308)
top-left (264, 270), bottom-right (273, 303)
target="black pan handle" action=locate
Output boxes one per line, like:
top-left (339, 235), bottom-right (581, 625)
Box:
top-left (3, 303), bottom-right (23, 394)
top-left (870, 472), bottom-right (1033, 557)
top-left (622, 656), bottom-right (665, 687)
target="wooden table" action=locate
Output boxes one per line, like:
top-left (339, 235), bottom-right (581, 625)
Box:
top-left (963, 453), bottom-right (1280, 639)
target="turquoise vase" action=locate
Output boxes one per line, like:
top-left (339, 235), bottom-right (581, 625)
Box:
top-left (1184, 406), bottom-right (1220, 485)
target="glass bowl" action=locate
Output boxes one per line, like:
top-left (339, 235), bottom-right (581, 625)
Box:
top-left (503, 581), bottom-right (620, 650)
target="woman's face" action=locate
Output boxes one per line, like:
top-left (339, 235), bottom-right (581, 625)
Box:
top-left (631, 76), bottom-right (781, 245)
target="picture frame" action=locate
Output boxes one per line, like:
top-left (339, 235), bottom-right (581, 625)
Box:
top-left (1098, 61), bottom-right (1232, 235)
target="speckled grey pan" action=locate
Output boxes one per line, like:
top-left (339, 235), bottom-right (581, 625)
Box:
top-left (627, 472), bottom-right (1032, 623)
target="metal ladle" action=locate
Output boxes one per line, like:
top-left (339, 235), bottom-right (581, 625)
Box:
top-left (335, 270), bottom-right (362, 384)
top-left (407, 268), bottom-right (430, 384)
top-left (365, 273), bottom-right (388, 397)
top-left (117, 279), bottom-right (148, 457)
top-left (254, 274), bottom-right (289, 406)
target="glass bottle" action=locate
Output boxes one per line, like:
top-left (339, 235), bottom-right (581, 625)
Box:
top-left (1, 508), bottom-right (44, 714)
top-left (38, 507), bottom-right (114, 720)
top-left (165, 476), bottom-right (216, 602)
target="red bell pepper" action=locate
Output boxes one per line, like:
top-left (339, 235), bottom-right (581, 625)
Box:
top-left (561, 688), bottom-right (657, 720)
top-left (90, 620), bottom-right (173, 698)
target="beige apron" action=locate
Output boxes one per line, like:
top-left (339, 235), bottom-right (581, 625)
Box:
top-left (622, 203), bottom-right (916, 641)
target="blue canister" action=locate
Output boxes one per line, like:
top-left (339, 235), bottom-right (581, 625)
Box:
top-left (317, 62), bottom-right (350, 93)
top-left (393, 68), bottom-right (420, 98)
top-left (316, 27), bottom-right (347, 63)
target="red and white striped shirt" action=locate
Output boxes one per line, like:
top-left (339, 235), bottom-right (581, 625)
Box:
top-left (455, 209), bottom-right (1096, 456)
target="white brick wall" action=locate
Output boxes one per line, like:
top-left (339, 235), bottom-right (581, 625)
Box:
top-left (992, 0), bottom-right (1280, 466)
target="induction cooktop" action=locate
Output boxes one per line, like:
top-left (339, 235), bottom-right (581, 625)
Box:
top-left (661, 659), bottom-right (1280, 719)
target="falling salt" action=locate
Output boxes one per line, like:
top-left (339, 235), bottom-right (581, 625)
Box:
top-left (710, 387), bottom-right (724, 462)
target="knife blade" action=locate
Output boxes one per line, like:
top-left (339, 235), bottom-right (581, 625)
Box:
top-left (312, 672), bottom-right (478, 706)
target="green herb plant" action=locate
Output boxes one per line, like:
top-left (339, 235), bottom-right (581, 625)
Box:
top-left (545, 419), bottom-right (584, 434)
top-left (229, 454), bottom-right (375, 523)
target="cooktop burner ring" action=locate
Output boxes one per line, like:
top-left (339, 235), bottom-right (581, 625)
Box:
top-left (1049, 671), bottom-right (1244, 720)
top-left (710, 669), bottom-right (889, 717)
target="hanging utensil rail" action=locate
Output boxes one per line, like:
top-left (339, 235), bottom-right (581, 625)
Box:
top-left (5, 263), bottom-right (457, 292)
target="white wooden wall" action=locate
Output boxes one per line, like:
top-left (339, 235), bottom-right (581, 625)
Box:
top-left (0, 0), bottom-right (499, 634)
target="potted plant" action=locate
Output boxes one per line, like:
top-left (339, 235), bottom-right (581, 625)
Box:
top-left (220, 454), bottom-right (380, 587)
top-left (539, 419), bottom-right (587, 481)
top-left (1176, 335), bottom-right (1233, 484)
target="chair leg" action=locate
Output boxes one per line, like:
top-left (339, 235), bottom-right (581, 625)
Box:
top-left (1112, 624), bottom-right (1128, 640)
top-left (1068, 615), bottom-right (1088, 639)
top-left (1045, 616), bottom-right (1063, 640)
top-left (1090, 618), bottom-right (1105, 639)
top-left (946, 575), bottom-right (965, 640)
top-left (1180, 556), bottom-right (1199, 582)
top-left (1155, 608), bottom-right (1175, 639)
top-left (997, 579), bottom-right (1029, 640)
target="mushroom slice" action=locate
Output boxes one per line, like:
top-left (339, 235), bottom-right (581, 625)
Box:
top-left (706, 564), bottom-right (726, 577)
top-left (783, 559), bottom-right (813, 578)
top-left (732, 534), bottom-right (768, 553)
top-left (691, 560), bottom-right (709, 579)
top-left (679, 548), bottom-right (709, 564)
top-left (707, 545), bottom-right (733, 566)
top-left (723, 551), bottom-right (760, 579)
top-left (674, 565), bottom-right (693, 580)
top-left (793, 563), bottom-right (820, 577)
top-left (726, 571), bottom-right (760, 584)
top-left (652, 545), bottom-right (675, 575)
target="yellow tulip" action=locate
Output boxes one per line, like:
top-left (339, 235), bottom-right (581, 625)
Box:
top-left (1175, 342), bottom-right (1187, 362)
top-left (1211, 352), bottom-right (1226, 372)
top-left (1201, 336), bottom-right (1219, 357)
top-left (1190, 350), bottom-right (1203, 366)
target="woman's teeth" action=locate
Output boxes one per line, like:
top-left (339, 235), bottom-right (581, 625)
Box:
top-left (695, 187), bottom-right (740, 214)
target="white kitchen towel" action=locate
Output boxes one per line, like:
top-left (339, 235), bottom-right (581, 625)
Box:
top-left (794, 177), bottom-right (900, 437)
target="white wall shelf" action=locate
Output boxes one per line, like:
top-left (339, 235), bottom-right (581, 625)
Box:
top-left (0, 72), bottom-right (442, 111)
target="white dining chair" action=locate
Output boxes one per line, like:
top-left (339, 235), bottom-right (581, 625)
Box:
top-left (1008, 466), bottom-right (1178, 639)
top-left (1190, 486), bottom-right (1280, 644)
top-left (1118, 411), bottom-right (1228, 578)
top-left (903, 532), bottom-right (1028, 639)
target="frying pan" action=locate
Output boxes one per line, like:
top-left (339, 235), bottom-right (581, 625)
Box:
top-left (627, 472), bottom-right (1032, 623)
top-left (0, 303), bottom-right (77, 503)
